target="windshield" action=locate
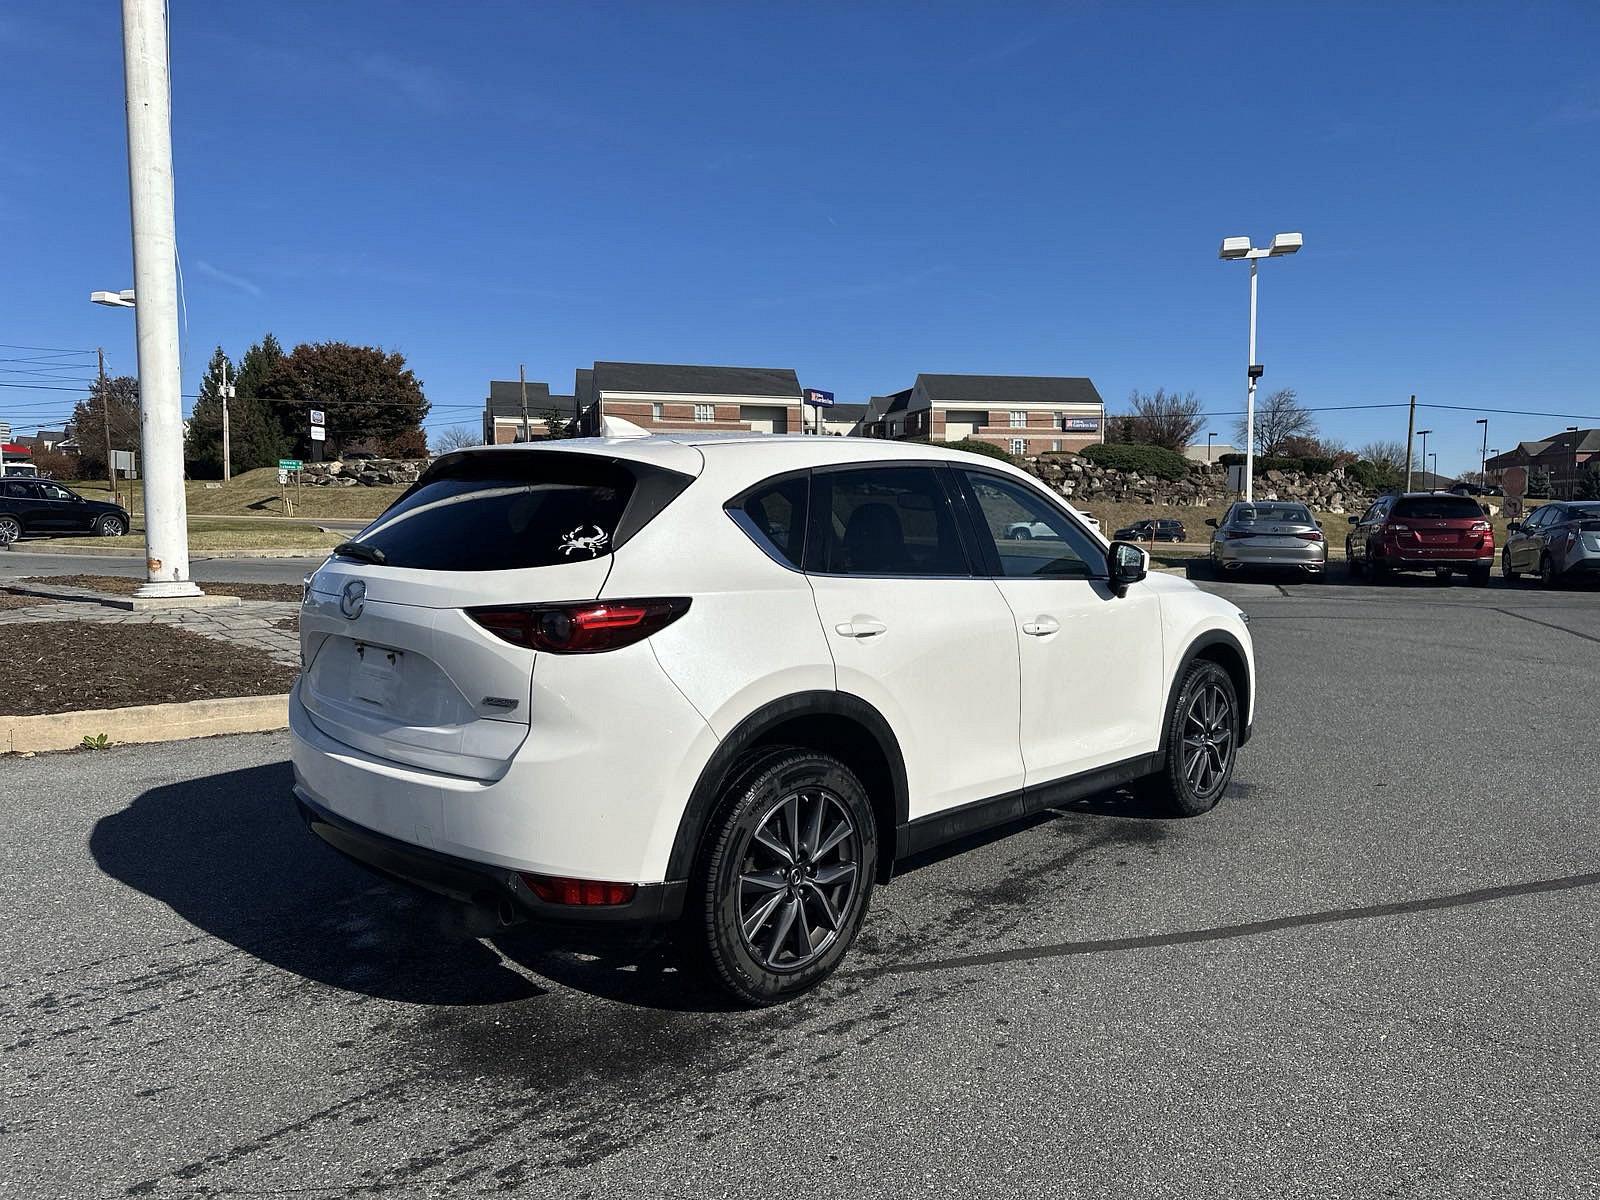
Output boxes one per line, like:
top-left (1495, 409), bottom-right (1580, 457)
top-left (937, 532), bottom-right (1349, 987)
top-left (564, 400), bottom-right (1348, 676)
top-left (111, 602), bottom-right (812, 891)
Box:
top-left (1231, 504), bottom-right (1313, 525)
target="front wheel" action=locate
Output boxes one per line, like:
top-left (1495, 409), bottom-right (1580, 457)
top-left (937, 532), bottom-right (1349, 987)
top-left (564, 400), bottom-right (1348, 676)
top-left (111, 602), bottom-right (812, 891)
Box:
top-left (94, 514), bottom-right (127, 537)
top-left (1346, 545), bottom-right (1364, 578)
top-left (1138, 660), bottom-right (1240, 817)
top-left (690, 751), bottom-right (877, 1005)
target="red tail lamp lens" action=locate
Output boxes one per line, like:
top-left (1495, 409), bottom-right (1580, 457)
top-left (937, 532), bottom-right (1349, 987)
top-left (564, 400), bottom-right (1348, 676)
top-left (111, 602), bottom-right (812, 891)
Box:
top-left (1294, 530), bottom-right (1324, 542)
top-left (519, 873), bottom-right (637, 906)
top-left (469, 598), bottom-right (689, 653)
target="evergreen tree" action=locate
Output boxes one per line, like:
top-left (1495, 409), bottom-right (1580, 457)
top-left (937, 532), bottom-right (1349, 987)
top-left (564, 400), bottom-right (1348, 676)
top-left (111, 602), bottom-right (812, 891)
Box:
top-left (229, 334), bottom-right (289, 470)
top-left (259, 341), bottom-right (429, 456)
top-left (69, 375), bottom-right (140, 479)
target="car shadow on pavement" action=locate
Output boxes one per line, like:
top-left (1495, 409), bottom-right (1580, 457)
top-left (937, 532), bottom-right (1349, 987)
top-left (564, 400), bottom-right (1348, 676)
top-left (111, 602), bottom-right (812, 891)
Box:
top-left (90, 760), bottom-right (742, 1013)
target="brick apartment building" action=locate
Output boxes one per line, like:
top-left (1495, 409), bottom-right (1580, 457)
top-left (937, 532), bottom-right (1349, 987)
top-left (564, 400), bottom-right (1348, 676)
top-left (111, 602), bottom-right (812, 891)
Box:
top-left (857, 374), bottom-right (1105, 454)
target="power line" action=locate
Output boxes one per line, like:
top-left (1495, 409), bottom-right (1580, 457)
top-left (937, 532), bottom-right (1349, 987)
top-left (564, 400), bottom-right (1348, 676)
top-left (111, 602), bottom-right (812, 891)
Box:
top-left (0, 342), bottom-right (98, 354)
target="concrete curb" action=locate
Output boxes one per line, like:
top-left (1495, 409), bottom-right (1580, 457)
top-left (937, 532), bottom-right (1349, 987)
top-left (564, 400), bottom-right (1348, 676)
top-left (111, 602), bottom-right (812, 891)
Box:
top-left (2, 581), bottom-right (244, 610)
top-left (5, 543), bottom-right (331, 559)
top-left (2, 693), bottom-right (290, 754)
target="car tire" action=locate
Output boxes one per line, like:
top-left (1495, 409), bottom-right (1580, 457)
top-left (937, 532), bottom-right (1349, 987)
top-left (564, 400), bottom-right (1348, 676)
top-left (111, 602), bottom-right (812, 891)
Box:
top-left (1138, 659), bottom-right (1239, 818)
top-left (1469, 566), bottom-right (1491, 587)
top-left (1011, 528), bottom-right (1032, 540)
top-left (1347, 547), bottom-right (1364, 578)
top-left (94, 514), bottom-right (127, 537)
top-left (1502, 550), bottom-right (1519, 581)
top-left (1370, 554), bottom-right (1391, 582)
top-left (0, 514), bottom-right (20, 544)
top-left (1539, 553), bottom-right (1559, 589)
top-left (690, 750), bottom-right (877, 1006)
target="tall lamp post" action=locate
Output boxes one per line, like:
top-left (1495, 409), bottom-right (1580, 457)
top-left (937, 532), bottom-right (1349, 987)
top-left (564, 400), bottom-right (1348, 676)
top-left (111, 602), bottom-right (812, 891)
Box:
top-left (1429, 452), bottom-right (1438, 484)
top-left (1219, 231), bottom-right (1303, 502)
top-left (1475, 418), bottom-right (1488, 484)
top-left (109, 0), bottom-right (200, 599)
top-left (1416, 429), bottom-right (1432, 490)
top-left (1206, 431), bottom-right (1217, 462)
top-left (1566, 426), bottom-right (1580, 499)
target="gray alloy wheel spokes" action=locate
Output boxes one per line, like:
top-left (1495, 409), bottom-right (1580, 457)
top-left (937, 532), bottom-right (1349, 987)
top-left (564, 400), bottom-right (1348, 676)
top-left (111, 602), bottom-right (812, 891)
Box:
top-left (1180, 681), bottom-right (1234, 798)
top-left (737, 787), bottom-right (861, 973)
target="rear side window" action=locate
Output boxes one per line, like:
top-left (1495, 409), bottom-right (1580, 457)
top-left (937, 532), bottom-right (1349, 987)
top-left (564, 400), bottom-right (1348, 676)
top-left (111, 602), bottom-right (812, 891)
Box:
top-left (810, 466), bottom-right (969, 577)
top-left (343, 452), bottom-right (688, 571)
top-left (1391, 496), bottom-right (1484, 520)
top-left (728, 474), bottom-right (808, 568)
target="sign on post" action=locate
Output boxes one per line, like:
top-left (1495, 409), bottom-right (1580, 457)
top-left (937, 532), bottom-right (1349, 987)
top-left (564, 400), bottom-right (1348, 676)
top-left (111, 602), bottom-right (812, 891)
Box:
top-left (309, 425), bottom-right (326, 442)
top-left (802, 389), bottom-right (835, 408)
top-left (309, 409), bottom-right (325, 427)
top-left (278, 459), bottom-right (302, 471)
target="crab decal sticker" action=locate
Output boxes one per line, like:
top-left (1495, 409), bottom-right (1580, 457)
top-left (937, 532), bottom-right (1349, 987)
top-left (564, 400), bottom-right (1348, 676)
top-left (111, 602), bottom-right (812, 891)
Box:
top-left (559, 525), bottom-right (610, 558)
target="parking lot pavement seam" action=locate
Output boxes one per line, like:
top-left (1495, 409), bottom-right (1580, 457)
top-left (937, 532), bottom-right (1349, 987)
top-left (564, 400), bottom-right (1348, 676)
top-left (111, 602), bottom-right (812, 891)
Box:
top-left (843, 869), bottom-right (1600, 980)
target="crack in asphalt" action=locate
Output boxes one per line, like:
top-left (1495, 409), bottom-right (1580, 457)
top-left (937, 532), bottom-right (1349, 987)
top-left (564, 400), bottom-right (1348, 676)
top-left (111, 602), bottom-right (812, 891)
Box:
top-left (843, 870), bottom-right (1600, 979)
top-left (1490, 607), bottom-right (1600, 645)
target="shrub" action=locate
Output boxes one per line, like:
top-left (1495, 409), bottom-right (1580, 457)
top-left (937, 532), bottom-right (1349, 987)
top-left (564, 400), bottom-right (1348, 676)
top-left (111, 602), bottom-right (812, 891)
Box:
top-left (1215, 453), bottom-right (1335, 476)
top-left (33, 449), bottom-right (81, 480)
top-left (947, 438), bottom-right (1015, 464)
top-left (1080, 442), bottom-right (1188, 481)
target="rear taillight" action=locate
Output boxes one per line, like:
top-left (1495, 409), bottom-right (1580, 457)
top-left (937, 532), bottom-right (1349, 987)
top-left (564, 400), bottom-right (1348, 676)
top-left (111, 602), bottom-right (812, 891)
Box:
top-left (1295, 530), bottom-right (1324, 543)
top-left (520, 873), bottom-right (637, 906)
top-left (469, 598), bottom-right (690, 653)
top-left (1386, 523), bottom-right (1411, 535)
top-left (1224, 530), bottom-right (1256, 540)
top-left (1470, 521), bottom-right (1491, 533)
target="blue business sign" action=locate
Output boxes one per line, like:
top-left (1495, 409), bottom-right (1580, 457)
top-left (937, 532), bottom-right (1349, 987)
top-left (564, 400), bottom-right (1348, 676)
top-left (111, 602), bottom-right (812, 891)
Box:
top-left (803, 389), bottom-right (835, 408)
top-left (1062, 417), bottom-right (1101, 432)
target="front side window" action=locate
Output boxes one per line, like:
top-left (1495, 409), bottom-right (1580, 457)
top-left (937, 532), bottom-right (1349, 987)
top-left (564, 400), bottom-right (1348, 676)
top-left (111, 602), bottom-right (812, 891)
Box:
top-left (960, 470), bottom-right (1104, 579)
top-left (693, 404), bottom-right (715, 423)
top-left (40, 483), bottom-right (74, 501)
top-left (810, 466), bottom-right (968, 577)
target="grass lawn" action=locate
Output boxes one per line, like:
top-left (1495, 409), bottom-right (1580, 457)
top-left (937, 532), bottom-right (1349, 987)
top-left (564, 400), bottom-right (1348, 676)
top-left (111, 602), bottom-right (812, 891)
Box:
top-left (37, 526), bottom-right (342, 552)
top-left (71, 467), bottom-right (401, 520)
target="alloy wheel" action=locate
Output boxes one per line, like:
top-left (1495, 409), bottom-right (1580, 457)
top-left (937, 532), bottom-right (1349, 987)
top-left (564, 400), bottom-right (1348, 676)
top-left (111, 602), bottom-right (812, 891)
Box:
top-left (1180, 681), bottom-right (1234, 799)
top-left (0, 516), bottom-right (19, 543)
top-left (737, 788), bottom-right (861, 973)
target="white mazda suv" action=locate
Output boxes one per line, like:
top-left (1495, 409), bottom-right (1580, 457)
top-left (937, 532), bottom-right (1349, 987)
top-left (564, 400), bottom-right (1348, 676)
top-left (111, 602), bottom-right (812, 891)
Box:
top-left (291, 434), bottom-right (1254, 1003)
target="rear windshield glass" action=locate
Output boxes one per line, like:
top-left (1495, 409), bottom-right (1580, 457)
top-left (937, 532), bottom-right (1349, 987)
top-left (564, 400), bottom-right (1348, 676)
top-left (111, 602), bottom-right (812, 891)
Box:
top-left (342, 453), bottom-right (650, 571)
top-left (1232, 504), bottom-right (1313, 524)
top-left (1391, 496), bottom-right (1485, 520)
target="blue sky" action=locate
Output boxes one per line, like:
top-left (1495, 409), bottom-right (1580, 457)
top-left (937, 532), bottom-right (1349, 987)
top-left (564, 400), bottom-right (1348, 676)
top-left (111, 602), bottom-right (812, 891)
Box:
top-left (2, 1), bottom-right (1597, 473)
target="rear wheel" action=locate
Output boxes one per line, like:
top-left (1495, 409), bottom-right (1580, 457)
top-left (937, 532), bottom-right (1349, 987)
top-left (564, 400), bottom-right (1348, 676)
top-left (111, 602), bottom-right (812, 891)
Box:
top-left (1370, 555), bottom-right (1391, 582)
top-left (0, 514), bottom-right (20, 544)
top-left (1502, 549), bottom-right (1519, 581)
top-left (1138, 660), bottom-right (1239, 817)
top-left (1540, 553), bottom-right (1560, 588)
top-left (1469, 566), bottom-right (1491, 587)
top-left (690, 751), bottom-right (877, 1005)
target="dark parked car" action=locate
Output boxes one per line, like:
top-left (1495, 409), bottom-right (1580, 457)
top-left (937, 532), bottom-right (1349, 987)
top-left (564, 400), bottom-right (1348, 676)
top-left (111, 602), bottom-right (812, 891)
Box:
top-left (1346, 492), bottom-right (1494, 585)
top-left (1449, 481), bottom-right (1504, 497)
top-left (0, 478), bottom-right (130, 541)
top-left (1113, 518), bottom-right (1186, 542)
top-left (1503, 501), bottom-right (1600, 586)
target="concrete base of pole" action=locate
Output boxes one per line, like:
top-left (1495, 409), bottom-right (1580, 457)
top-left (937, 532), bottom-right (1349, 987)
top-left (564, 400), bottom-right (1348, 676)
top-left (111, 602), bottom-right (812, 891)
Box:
top-left (122, 593), bottom-right (241, 611)
top-left (132, 579), bottom-right (206, 601)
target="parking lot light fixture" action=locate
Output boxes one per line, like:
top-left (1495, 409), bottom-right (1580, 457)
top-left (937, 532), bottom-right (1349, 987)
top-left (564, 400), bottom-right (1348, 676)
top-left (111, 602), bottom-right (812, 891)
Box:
top-left (1218, 231), bottom-right (1304, 501)
top-left (90, 289), bottom-right (137, 308)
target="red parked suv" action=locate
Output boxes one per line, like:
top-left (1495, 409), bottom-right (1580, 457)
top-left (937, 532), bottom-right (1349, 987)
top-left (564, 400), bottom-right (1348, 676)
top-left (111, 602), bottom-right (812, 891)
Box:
top-left (1345, 492), bottom-right (1495, 585)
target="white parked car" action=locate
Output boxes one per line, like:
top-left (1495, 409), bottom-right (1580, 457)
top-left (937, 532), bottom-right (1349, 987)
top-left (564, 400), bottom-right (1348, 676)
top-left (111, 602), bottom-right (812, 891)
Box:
top-left (1007, 510), bottom-right (1099, 539)
top-left (292, 435), bottom-right (1254, 1003)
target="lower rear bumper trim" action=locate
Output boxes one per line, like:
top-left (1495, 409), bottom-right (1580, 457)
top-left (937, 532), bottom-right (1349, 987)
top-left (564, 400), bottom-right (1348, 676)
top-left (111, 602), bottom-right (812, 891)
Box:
top-left (295, 789), bottom-right (686, 925)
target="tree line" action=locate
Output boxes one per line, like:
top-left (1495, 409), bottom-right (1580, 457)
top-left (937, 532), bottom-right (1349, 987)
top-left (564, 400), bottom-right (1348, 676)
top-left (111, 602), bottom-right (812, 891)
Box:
top-left (55, 338), bottom-right (430, 481)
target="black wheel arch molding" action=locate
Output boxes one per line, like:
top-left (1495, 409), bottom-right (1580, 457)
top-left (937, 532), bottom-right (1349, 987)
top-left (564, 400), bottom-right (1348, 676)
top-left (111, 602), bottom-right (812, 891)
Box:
top-left (1159, 628), bottom-right (1253, 754)
top-left (665, 690), bottom-right (910, 885)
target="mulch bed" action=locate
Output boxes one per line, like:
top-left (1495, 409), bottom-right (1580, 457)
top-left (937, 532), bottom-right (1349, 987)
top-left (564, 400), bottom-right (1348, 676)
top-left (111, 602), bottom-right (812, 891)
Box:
top-left (12, 574), bottom-right (302, 603)
top-left (0, 622), bottom-right (300, 717)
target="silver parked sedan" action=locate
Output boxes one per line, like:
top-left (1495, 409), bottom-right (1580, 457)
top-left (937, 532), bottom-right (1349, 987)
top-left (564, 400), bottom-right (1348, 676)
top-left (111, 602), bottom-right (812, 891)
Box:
top-left (1207, 501), bottom-right (1327, 576)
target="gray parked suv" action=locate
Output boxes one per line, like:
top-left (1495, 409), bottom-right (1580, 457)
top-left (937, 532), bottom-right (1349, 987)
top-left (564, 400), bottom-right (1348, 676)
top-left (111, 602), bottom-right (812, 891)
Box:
top-left (1503, 501), bottom-right (1600, 586)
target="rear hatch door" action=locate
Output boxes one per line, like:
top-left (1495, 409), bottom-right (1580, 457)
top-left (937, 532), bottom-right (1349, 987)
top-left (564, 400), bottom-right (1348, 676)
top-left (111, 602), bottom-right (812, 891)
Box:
top-left (1390, 496), bottom-right (1489, 554)
top-left (300, 446), bottom-right (697, 779)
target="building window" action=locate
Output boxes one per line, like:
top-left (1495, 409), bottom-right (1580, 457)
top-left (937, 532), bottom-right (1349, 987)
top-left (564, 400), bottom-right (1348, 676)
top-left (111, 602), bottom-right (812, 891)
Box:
top-left (651, 402), bottom-right (663, 421)
top-left (1009, 411), bottom-right (1026, 428)
top-left (1010, 438), bottom-right (1027, 456)
top-left (1051, 439), bottom-right (1061, 452)
top-left (693, 404), bottom-right (715, 423)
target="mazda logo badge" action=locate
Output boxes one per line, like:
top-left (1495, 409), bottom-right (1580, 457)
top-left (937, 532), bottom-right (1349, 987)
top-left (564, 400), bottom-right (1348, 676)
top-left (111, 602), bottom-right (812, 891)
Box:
top-left (339, 579), bottom-right (366, 620)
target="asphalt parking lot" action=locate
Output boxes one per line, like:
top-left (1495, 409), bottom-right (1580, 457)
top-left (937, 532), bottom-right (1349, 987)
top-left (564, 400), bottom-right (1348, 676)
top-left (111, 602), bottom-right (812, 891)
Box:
top-left (4, 574), bottom-right (1598, 1198)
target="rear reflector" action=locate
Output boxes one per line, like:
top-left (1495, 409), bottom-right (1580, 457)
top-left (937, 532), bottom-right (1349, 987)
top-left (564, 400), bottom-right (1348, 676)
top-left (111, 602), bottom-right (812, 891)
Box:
top-left (520, 873), bottom-right (637, 906)
top-left (469, 598), bottom-right (690, 654)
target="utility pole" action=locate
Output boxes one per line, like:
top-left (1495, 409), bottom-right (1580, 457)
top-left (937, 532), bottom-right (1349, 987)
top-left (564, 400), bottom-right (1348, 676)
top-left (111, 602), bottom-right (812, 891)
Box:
top-left (98, 347), bottom-right (117, 506)
top-left (1403, 394), bottom-right (1417, 493)
top-left (121, 0), bottom-right (200, 598)
top-left (519, 364), bottom-right (530, 442)
top-left (220, 358), bottom-right (233, 482)
top-left (1476, 418), bottom-right (1488, 486)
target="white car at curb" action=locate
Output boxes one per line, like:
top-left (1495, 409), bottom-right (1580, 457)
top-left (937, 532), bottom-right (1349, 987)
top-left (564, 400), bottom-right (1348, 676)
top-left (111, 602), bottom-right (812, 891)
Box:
top-left (291, 434), bottom-right (1255, 1004)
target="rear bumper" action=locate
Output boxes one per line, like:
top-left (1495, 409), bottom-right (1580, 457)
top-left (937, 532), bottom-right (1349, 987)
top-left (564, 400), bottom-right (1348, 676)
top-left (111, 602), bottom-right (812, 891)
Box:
top-left (1214, 544), bottom-right (1326, 570)
top-left (1382, 552), bottom-right (1494, 570)
top-left (297, 790), bottom-right (686, 923)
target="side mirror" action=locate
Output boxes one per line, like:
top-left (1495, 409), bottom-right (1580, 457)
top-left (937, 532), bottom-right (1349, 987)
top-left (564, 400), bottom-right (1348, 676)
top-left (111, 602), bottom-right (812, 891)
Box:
top-left (1107, 541), bottom-right (1148, 594)
top-left (1204, 517), bottom-right (1218, 528)
top-left (1347, 515), bottom-right (1358, 524)
top-left (1507, 522), bottom-right (1523, 533)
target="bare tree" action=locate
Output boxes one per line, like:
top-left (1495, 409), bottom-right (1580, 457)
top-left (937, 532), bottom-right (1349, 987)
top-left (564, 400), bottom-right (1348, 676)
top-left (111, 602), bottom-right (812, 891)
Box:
top-left (1121, 388), bottom-right (1205, 452)
top-left (431, 425), bottom-right (480, 454)
top-left (1234, 388), bottom-right (1315, 456)
top-left (1359, 440), bottom-right (1407, 473)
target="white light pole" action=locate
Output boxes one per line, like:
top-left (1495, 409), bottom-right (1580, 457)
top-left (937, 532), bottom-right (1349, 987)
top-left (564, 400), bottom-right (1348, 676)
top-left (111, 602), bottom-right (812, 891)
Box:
top-left (1219, 232), bottom-right (1302, 501)
top-left (116, 0), bottom-right (200, 598)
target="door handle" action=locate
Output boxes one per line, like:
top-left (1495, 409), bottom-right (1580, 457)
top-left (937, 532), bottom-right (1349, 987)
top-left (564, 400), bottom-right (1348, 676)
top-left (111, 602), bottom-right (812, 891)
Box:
top-left (1021, 616), bottom-right (1061, 637)
top-left (834, 619), bottom-right (887, 639)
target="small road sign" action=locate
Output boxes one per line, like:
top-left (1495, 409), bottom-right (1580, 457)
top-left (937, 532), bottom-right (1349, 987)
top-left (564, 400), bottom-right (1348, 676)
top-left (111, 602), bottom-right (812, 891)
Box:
top-left (310, 409), bottom-right (325, 427)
